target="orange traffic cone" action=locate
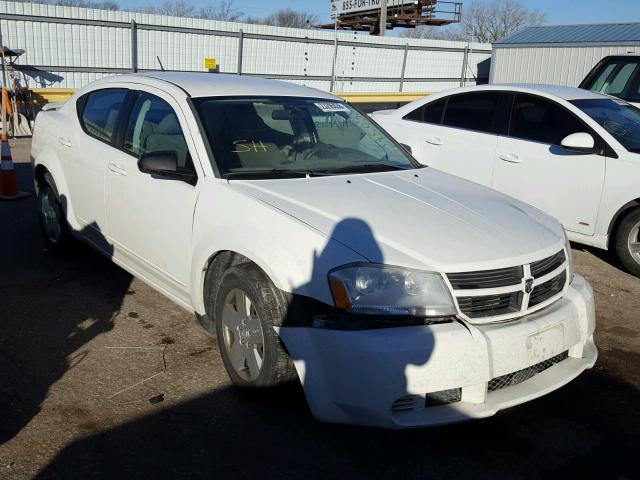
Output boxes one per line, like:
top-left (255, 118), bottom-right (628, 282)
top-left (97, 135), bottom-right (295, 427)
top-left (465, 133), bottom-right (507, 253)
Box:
top-left (0, 133), bottom-right (29, 200)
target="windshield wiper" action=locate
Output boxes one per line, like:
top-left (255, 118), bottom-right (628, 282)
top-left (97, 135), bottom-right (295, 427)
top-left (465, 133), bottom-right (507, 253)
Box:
top-left (315, 163), bottom-right (410, 175)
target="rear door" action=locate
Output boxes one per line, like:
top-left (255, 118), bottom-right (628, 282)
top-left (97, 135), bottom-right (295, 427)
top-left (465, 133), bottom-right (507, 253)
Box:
top-left (407, 92), bottom-right (502, 186)
top-left (104, 86), bottom-right (202, 303)
top-left (492, 93), bottom-right (606, 236)
top-left (63, 87), bottom-right (128, 250)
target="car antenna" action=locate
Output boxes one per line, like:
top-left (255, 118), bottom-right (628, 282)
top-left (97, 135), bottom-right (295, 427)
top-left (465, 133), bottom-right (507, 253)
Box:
top-left (156, 56), bottom-right (165, 72)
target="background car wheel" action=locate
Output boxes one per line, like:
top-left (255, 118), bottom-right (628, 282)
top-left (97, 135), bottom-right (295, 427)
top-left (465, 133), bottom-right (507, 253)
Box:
top-left (213, 263), bottom-right (297, 388)
top-left (38, 178), bottom-right (73, 251)
top-left (614, 207), bottom-right (640, 277)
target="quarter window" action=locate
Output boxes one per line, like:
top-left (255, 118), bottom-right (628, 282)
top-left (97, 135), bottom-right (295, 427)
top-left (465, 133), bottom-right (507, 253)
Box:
top-left (442, 93), bottom-right (498, 133)
top-left (124, 92), bottom-right (194, 172)
top-left (509, 94), bottom-right (586, 145)
top-left (79, 88), bottom-right (127, 143)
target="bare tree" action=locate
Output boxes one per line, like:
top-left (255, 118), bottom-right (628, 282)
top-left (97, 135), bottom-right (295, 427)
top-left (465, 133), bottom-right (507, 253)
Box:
top-left (260, 8), bottom-right (319, 29)
top-left (400, 0), bottom-right (546, 43)
top-left (136, 0), bottom-right (195, 17)
top-left (197, 0), bottom-right (243, 21)
top-left (460, 0), bottom-right (546, 43)
top-left (400, 25), bottom-right (465, 41)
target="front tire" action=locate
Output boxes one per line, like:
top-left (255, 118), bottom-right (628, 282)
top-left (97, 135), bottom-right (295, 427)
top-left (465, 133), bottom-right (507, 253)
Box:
top-left (614, 207), bottom-right (640, 277)
top-left (213, 263), bottom-right (296, 388)
top-left (37, 180), bottom-right (73, 251)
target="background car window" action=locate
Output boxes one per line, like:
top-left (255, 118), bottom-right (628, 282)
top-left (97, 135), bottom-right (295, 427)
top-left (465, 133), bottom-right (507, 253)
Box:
top-left (442, 93), bottom-right (498, 133)
top-left (584, 59), bottom-right (640, 103)
top-left (80, 89), bottom-right (127, 143)
top-left (509, 94), bottom-right (585, 145)
top-left (124, 93), bottom-right (194, 171)
top-left (403, 98), bottom-right (446, 124)
top-left (404, 98), bottom-right (447, 124)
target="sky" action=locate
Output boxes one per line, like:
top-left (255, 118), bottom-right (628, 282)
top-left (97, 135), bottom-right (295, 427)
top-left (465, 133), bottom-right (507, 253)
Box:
top-left (118, 0), bottom-right (640, 26)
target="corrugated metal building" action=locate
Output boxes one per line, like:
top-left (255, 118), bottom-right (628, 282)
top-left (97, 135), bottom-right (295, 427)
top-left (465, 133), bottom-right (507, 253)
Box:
top-left (0, 0), bottom-right (491, 93)
top-left (490, 23), bottom-right (640, 86)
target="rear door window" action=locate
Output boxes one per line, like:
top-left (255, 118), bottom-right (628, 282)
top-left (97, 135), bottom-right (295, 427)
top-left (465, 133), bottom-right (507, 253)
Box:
top-left (509, 94), bottom-right (586, 145)
top-left (442, 92), bottom-right (498, 133)
top-left (79, 88), bottom-right (128, 143)
top-left (403, 97), bottom-right (446, 124)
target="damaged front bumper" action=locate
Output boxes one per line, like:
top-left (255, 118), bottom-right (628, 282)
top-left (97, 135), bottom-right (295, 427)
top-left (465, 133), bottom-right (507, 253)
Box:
top-left (278, 274), bottom-right (596, 428)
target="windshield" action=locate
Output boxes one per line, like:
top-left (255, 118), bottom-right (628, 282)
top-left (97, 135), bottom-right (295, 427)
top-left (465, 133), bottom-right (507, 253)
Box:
top-left (571, 98), bottom-right (640, 152)
top-left (194, 96), bottom-right (418, 178)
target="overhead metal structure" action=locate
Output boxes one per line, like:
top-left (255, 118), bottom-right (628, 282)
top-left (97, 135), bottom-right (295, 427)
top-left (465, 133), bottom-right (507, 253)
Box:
top-left (323, 0), bottom-right (462, 35)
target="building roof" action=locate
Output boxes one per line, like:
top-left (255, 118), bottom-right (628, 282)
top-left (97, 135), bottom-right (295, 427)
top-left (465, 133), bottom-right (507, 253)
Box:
top-left (495, 22), bottom-right (640, 46)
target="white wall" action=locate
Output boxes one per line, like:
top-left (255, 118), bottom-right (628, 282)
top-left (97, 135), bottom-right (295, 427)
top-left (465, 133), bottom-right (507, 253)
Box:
top-left (0, 0), bottom-right (492, 92)
top-left (490, 44), bottom-right (639, 86)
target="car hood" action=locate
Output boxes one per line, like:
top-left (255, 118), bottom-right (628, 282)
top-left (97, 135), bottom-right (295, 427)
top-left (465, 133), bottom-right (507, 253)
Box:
top-left (227, 168), bottom-right (565, 272)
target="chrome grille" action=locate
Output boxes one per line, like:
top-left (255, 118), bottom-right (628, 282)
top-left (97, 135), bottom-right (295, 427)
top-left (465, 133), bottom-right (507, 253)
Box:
top-left (531, 250), bottom-right (566, 278)
top-left (529, 271), bottom-right (567, 307)
top-left (488, 351), bottom-right (569, 392)
top-left (457, 292), bottom-right (522, 318)
top-left (445, 250), bottom-right (569, 323)
top-left (447, 266), bottom-right (523, 290)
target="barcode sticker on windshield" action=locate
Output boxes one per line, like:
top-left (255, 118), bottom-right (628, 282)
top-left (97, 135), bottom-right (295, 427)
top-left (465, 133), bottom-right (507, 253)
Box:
top-left (314, 102), bottom-right (350, 113)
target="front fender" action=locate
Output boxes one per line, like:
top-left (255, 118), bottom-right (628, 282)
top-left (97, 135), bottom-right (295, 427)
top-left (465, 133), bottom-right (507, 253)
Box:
top-left (189, 181), bottom-right (365, 315)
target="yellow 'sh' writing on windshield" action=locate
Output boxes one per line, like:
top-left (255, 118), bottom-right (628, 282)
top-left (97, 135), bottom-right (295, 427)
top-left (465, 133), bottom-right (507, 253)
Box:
top-left (232, 140), bottom-right (269, 153)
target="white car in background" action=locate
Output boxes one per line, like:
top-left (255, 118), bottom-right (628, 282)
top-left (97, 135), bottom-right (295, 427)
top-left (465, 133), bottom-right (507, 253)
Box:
top-left (372, 84), bottom-right (640, 277)
top-left (32, 73), bottom-right (596, 428)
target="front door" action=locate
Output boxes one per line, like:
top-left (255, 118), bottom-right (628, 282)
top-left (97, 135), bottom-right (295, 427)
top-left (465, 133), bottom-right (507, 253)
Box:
top-left (491, 93), bottom-right (606, 236)
top-left (104, 87), bottom-right (202, 304)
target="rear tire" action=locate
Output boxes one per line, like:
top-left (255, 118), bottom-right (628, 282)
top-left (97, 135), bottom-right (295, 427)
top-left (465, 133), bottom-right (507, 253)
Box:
top-left (213, 263), bottom-right (296, 388)
top-left (613, 207), bottom-right (640, 277)
top-left (37, 178), bottom-right (73, 251)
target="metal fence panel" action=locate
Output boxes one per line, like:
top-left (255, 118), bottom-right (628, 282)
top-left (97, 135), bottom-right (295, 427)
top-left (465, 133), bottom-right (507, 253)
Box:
top-left (0, 0), bottom-right (492, 92)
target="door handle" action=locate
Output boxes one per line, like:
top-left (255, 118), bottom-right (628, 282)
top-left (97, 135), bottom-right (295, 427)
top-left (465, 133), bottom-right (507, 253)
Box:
top-left (108, 162), bottom-right (127, 176)
top-left (425, 136), bottom-right (443, 146)
top-left (499, 153), bottom-right (522, 163)
top-left (58, 137), bottom-right (72, 147)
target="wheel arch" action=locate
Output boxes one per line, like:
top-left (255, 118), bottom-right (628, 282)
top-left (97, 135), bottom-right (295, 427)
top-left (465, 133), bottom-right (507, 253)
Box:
top-left (192, 249), bottom-right (283, 329)
top-left (608, 198), bottom-right (640, 242)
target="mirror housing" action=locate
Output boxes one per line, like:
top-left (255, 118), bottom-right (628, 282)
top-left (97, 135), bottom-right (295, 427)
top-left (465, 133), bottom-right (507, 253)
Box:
top-left (561, 132), bottom-right (595, 153)
top-left (138, 151), bottom-right (196, 184)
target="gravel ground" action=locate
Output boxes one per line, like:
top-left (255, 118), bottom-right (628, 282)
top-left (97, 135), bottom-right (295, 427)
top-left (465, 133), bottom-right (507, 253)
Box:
top-left (1, 138), bottom-right (638, 479)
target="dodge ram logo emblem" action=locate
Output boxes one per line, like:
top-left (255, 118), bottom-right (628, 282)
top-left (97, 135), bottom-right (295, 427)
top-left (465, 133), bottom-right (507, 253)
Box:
top-left (524, 277), bottom-right (535, 294)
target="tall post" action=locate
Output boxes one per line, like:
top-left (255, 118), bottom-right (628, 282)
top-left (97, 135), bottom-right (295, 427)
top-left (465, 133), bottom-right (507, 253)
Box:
top-left (330, 34), bottom-right (339, 92)
top-left (399, 43), bottom-right (408, 92)
top-left (131, 20), bottom-right (138, 73)
top-left (460, 45), bottom-right (469, 87)
top-left (237, 29), bottom-right (244, 75)
top-left (379, 0), bottom-right (388, 36)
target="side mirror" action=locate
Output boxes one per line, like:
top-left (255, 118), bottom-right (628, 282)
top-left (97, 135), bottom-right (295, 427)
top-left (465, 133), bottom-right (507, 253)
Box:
top-left (560, 132), bottom-right (595, 153)
top-left (138, 151), bottom-right (196, 184)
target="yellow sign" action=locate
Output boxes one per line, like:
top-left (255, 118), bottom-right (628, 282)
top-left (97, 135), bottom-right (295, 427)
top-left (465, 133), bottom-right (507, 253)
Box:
top-left (204, 57), bottom-right (217, 70)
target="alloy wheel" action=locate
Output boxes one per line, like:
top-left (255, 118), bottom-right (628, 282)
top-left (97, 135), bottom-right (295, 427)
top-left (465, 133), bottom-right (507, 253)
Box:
top-left (628, 222), bottom-right (640, 265)
top-left (41, 191), bottom-right (61, 244)
top-left (221, 288), bottom-right (265, 381)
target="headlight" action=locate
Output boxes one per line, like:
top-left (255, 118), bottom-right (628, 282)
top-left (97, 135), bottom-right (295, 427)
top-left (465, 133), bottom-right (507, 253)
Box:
top-left (329, 264), bottom-right (456, 317)
top-left (563, 230), bottom-right (574, 283)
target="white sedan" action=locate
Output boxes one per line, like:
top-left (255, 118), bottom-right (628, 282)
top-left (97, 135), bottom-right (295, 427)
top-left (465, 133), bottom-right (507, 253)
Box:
top-left (372, 84), bottom-right (640, 277)
top-left (32, 73), bottom-right (596, 428)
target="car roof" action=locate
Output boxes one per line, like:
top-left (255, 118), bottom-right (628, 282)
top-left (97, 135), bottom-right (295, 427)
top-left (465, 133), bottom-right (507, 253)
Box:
top-left (493, 83), bottom-right (609, 100)
top-left (91, 72), bottom-right (339, 100)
